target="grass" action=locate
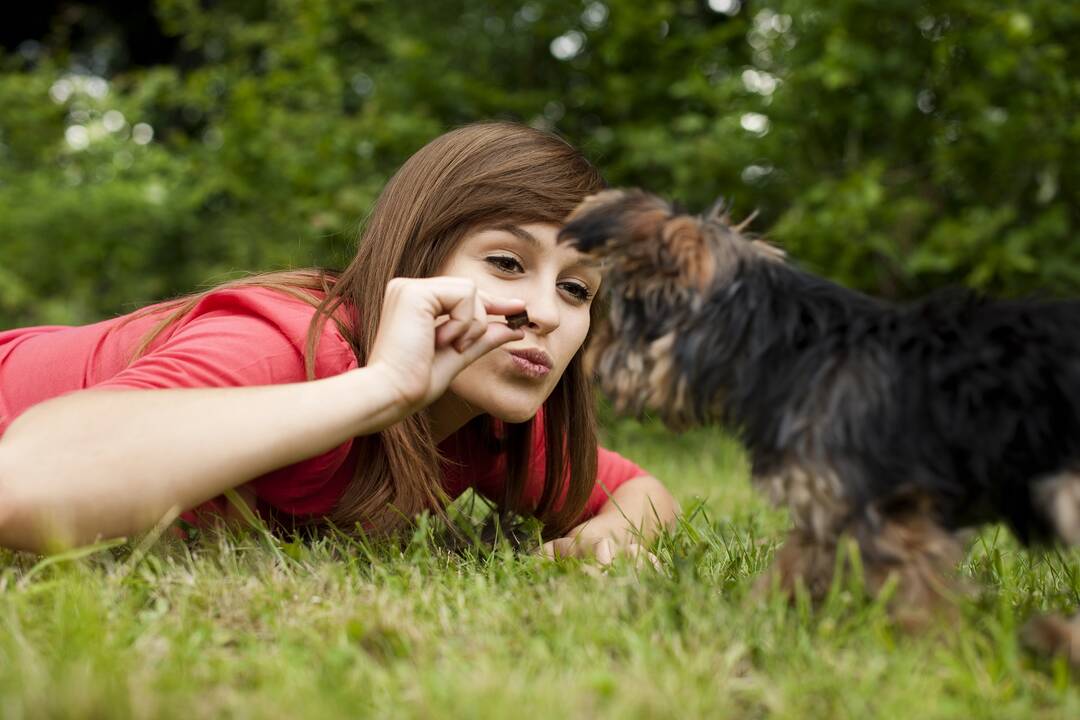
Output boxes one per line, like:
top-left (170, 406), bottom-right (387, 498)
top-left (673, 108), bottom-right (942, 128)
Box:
top-left (2, 417), bottom-right (1079, 719)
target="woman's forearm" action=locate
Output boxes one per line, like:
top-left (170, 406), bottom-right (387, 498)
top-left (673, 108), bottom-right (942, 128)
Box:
top-left (0, 366), bottom-right (402, 552)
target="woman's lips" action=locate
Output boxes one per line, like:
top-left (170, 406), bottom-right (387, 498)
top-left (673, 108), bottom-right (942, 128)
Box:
top-left (506, 349), bottom-right (552, 379)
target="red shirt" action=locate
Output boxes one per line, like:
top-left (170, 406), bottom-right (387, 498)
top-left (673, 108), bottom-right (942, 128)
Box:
top-left (0, 286), bottom-right (646, 526)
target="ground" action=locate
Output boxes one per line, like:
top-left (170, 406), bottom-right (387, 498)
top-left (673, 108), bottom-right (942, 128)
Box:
top-left (2, 416), bottom-right (1079, 718)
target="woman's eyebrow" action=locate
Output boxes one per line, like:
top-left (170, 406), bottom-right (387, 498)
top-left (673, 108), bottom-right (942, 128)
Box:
top-left (495, 224), bottom-right (602, 268)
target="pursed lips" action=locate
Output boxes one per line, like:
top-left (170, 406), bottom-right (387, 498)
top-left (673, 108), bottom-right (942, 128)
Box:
top-left (507, 347), bottom-right (553, 368)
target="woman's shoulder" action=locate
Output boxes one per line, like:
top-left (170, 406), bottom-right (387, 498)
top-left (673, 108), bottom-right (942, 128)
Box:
top-left (184, 284), bottom-right (359, 376)
top-left (81, 283), bottom-right (358, 390)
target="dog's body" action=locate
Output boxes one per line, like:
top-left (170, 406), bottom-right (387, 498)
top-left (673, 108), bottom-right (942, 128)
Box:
top-left (560, 189), bottom-right (1080, 649)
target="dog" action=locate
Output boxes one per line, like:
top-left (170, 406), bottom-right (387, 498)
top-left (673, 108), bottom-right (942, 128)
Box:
top-left (559, 188), bottom-right (1080, 661)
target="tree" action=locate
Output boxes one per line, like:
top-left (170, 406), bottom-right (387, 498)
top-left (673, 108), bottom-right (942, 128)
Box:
top-left (0, 0), bottom-right (1076, 327)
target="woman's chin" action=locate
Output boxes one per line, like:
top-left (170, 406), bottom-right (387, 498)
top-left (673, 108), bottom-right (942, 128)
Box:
top-left (476, 387), bottom-right (545, 423)
top-left (488, 402), bottom-right (542, 424)
top-left (450, 366), bottom-right (551, 423)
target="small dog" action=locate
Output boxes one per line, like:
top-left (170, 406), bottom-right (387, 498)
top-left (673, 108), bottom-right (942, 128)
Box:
top-left (560, 189), bottom-right (1080, 659)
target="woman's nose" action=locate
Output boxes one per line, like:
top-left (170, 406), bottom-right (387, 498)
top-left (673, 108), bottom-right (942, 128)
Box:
top-left (522, 286), bottom-right (561, 334)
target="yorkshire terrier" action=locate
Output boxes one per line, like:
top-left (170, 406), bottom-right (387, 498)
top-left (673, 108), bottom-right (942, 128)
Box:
top-left (559, 188), bottom-right (1080, 662)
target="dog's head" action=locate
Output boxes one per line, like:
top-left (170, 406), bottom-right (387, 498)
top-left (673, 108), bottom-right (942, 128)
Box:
top-left (560, 188), bottom-right (783, 298)
top-left (558, 188), bottom-right (783, 427)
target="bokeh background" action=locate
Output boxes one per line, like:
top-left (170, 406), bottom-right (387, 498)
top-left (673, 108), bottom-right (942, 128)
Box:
top-left (0, 0), bottom-right (1076, 329)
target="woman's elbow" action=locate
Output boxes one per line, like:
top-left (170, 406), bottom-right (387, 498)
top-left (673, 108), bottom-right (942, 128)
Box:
top-left (0, 447), bottom-right (58, 554)
top-left (643, 474), bottom-right (681, 524)
top-left (0, 445), bottom-right (22, 549)
top-left (622, 474), bottom-right (681, 526)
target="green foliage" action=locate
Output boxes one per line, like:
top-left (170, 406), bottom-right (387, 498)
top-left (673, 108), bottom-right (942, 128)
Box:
top-left (0, 0), bottom-right (1076, 327)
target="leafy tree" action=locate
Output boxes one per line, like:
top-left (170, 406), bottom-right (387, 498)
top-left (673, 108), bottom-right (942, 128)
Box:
top-left (0, 0), bottom-right (1075, 328)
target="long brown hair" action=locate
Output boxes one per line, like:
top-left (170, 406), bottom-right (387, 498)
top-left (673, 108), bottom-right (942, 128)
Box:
top-left (114, 121), bottom-right (606, 540)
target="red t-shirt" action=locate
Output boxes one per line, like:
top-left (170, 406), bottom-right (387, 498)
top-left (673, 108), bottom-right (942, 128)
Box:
top-left (0, 286), bottom-right (646, 526)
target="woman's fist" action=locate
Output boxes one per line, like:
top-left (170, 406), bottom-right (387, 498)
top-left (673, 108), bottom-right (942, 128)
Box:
top-left (365, 276), bottom-right (526, 417)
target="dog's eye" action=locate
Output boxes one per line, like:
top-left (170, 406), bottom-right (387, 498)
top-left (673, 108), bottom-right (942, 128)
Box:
top-left (560, 281), bottom-right (593, 303)
top-left (485, 255), bottom-right (523, 274)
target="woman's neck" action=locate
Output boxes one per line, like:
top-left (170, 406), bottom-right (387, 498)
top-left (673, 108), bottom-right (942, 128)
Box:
top-left (425, 390), bottom-right (485, 443)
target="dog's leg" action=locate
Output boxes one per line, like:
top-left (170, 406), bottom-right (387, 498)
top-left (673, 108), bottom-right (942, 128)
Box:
top-left (752, 463), bottom-right (848, 602)
top-left (848, 492), bottom-right (965, 631)
top-left (1032, 470), bottom-right (1080, 546)
top-left (754, 466), bottom-right (963, 628)
top-left (754, 528), bottom-right (839, 601)
top-left (1023, 470), bottom-right (1080, 668)
top-left (756, 504), bottom-right (964, 632)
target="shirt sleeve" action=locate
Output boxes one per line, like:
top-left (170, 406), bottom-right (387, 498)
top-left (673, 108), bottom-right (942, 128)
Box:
top-left (89, 312), bottom-right (307, 391)
top-left (87, 290), bottom-right (356, 518)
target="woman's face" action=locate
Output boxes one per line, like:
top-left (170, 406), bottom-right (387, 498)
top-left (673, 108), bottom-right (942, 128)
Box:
top-left (434, 222), bottom-right (602, 426)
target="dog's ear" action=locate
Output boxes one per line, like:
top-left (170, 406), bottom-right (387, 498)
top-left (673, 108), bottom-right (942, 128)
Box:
top-left (705, 196), bottom-right (730, 225)
top-left (704, 202), bottom-right (786, 263)
top-left (659, 214), bottom-right (717, 292)
top-left (750, 237), bottom-right (786, 262)
top-left (560, 189), bottom-right (672, 253)
top-left (562, 189), bottom-right (720, 292)
top-left (563, 189), bottom-right (632, 225)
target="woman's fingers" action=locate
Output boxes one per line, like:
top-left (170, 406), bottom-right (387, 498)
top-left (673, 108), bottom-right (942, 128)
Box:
top-left (414, 280), bottom-right (522, 353)
top-left (436, 278), bottom-right (483, 326)
top-left (477, 289), bottom-right (526, 318)
top-left (539, 535), bottom-right (614, 565)
top-left (422, 279), bottom-right (523, 326)
top-left (625, 543), bottom-right (663, 571)
top-left (453, 289), bottom-right (526, 353)
top-left (540, 537), bottom-right (573, 560)
top-left (594, 538), bottom-right (615, 566)
top-left (434, 318), bottom-right (469, 348)
top-left (453, 292), bottom-right (493, 353)
top-left (370, 276), bottom-right (529, 413)
top-left (540, 536), bottom-right (662, 571)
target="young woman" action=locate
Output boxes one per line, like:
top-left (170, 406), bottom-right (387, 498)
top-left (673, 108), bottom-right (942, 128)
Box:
top-left (0, 121), bottom-right (678, 559)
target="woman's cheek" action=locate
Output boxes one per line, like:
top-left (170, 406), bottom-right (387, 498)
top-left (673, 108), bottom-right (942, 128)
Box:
top-left (563, 313), bottom-right (592, 362)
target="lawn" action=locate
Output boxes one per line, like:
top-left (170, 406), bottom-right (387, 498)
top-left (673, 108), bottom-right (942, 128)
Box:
top-left (2, 417), bottom-right (1078, 719)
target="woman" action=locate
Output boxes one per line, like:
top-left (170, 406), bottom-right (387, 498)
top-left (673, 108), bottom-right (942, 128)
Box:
top-left (0, 121), bottom-right (678, 559)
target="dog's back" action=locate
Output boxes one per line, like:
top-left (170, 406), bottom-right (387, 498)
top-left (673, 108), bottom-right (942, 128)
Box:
top-left (885, 293), bottom-right (1080, 544)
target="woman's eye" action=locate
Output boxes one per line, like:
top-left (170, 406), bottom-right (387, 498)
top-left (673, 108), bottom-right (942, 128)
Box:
top-left (560, 282), bottom-right (593, 303)
top-left (486, 254), bottom-right (592, 303)
top-left (485, 255), bottom-right (523, 273)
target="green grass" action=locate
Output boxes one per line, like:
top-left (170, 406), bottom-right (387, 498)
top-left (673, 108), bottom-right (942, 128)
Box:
top-left (2, 418), bottom-right (1079, 718)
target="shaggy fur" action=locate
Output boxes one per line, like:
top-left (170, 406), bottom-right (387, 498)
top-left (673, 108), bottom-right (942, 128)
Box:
top-left (560, 188), bottom-right (1080, 659)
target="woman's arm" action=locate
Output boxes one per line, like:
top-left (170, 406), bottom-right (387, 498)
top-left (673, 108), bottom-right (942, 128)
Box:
top-left (0, 278), bottom-right (526, 553)
top-left (541, 474), bottom-right (679, 565)
top-left (0, 366), bottom-right (402, 552)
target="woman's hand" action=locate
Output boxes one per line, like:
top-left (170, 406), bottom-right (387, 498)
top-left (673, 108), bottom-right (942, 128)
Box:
top-left (540, 514), bottom-right (661, 570)
top-left (539, 475), bottom-right (679, 570)
top-left (366, 276), bottom-right (526, 417)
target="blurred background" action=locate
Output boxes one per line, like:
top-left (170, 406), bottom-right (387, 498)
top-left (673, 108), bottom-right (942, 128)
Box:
top-left (0, 0), bottom-right (1075, 329)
